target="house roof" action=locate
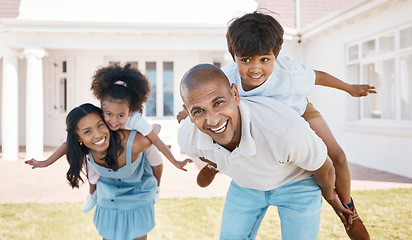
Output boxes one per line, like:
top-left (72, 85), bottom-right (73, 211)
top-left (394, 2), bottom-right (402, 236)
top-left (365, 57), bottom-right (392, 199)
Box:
top-left (0, 0), bottom-right (393, 43)
top-left (0, 0), bottom-right (20, 18)
top-left (256, 0), bottom-right (357, 29)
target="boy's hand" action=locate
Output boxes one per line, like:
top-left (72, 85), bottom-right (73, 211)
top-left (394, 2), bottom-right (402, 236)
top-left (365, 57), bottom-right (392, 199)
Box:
top-left (152, 124), bottom-right (161, 134)
top-left (24, 158), bottom-right (49, 169)
top-left (173, 158), bottom-right (193, 171)
top-left (324, 189), bottom-right (354, 225)
top-left (177, 110), bottom-right (188, 123)
top-left (349, 84), bottom-right (377, 97)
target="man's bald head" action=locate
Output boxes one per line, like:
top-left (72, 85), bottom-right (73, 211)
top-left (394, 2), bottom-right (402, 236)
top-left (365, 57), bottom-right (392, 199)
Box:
top-left (179, 63), bottom-right (242, 152)
top-left (180, 64), bottom-right (231, 103)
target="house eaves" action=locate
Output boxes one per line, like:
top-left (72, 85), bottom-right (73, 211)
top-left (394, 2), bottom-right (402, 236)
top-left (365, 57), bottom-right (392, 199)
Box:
top-left (299, 0), bottom-right (390, 40)
top-left (0, 18), bottom-right (228, 35)
top-left (0, 18), bottom-right (298, 45)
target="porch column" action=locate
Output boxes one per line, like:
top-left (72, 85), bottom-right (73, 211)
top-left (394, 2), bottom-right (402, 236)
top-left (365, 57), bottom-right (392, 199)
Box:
top-left (23, 49), bottom-right (47, 160)
top-left (1, 50), bottom-right (19, 160)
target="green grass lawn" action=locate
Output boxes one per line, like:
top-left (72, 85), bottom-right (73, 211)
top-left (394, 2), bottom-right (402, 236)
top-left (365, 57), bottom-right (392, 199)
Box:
top-left (1, 188), bottom-right (411, 240)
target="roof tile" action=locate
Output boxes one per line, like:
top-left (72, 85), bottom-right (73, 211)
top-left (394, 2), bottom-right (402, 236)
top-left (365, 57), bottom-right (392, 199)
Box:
top-left (0, 0), bottom-right (20, 18)
top-left (256, 0), bottom-right (356, 29)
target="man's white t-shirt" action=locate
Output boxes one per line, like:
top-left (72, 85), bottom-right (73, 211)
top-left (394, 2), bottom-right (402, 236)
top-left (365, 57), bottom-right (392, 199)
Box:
top-left (178, 96), bottom-right (327, 191)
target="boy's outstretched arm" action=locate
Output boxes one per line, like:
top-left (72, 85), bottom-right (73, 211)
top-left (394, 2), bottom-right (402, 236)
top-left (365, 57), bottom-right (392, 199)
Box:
top-left (315, 70), bottom-right (377, 97)
top-left (311, 156), bottom-right (353, 224)
top-left (146, 130), bottom-right (192, 171)
top-left (24, 142), bottom-right (67, 169)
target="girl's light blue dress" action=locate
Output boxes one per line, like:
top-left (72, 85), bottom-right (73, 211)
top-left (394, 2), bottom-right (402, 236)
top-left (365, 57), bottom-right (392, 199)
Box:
top-left (89, 130), bottom-right (157, 240)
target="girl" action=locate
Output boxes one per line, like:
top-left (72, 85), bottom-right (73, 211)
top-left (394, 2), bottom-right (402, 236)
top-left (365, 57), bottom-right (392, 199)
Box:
top-left (26, 63), bottom-right (191, 212)
top-left (66, 103), bottom-right (156, 240)
top-left (90, 63), bottom-right (191, 202)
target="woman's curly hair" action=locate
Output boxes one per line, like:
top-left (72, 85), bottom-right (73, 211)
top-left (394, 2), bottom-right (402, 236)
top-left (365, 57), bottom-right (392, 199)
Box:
top-left (91, 63), bottom-right (150, 113)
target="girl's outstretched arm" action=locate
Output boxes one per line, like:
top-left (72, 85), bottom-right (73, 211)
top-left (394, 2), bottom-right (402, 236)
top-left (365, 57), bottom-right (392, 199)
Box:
top-left (315, 70), bottom-right (377, 97)
top-left (146, 130), bottom-right (192, 171)
top-left (25, 142), bottom-right (67, 169)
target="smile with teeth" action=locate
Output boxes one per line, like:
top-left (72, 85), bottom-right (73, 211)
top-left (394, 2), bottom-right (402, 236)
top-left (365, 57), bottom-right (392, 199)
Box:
top-left (250, 74), bottom-right (263, 80)
top-left (210, 120), bottom-right (228, 134)
top-left (94, 137), bottom-right (106, 145)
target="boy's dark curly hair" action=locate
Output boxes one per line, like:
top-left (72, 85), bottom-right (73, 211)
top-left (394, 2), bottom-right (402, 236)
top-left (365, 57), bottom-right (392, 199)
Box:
top-left (91, 63), bottom-right (150, 113)
top-left (226, 11), bottom-right (284, 59)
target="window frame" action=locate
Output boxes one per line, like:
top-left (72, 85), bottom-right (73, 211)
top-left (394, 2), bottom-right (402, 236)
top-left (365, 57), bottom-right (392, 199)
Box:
top-left (105, 58), bottom-right (176, 119)
top-left (345, 23), bottom-right (412, 136)
top-left (45, 57), bottom-right (74, 116)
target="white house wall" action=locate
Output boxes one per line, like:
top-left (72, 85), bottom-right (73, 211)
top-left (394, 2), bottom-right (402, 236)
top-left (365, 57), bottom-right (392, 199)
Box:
top-left (38, 48), bottom-right (225, 147)
top-left (301, 0), bottom-right (412, 178)
top-left (1, 0), bottom-right (257, 159)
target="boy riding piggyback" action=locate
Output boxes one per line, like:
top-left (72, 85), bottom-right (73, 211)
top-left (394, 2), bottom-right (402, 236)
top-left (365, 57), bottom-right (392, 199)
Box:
top-left (179, 11), bottom-right (374, 240)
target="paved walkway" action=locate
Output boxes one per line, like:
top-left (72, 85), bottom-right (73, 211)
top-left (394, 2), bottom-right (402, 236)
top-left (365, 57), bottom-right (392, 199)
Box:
top-left (1, 147), bottom-right (412, 204)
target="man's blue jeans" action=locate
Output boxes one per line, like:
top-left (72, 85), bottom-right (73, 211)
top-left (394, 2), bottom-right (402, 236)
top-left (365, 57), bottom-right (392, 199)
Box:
top-left (220, 177), bottom-right (322, 240)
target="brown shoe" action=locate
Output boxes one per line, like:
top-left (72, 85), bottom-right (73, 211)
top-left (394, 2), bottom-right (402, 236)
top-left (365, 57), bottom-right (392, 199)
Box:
top-left (342, 199), bottom-right (370, 240)
top-left (197, 164), bottom-right (219, 188)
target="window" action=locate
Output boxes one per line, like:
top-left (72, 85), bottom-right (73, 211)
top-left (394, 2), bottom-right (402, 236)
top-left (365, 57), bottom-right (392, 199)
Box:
top-left (400, 26), bottom-right (412, 49)
top-left (348, 45), bottom-right (359, 61)
top-left (362, 40), bottom-right (375, 58)
top-left (346, 24), bottom-right (412, 124)
top-left (379, 33), bottom-right (395, 54)
top-left (163, 62), bottom-right (174, 117)
top-left (108, 59), bottom-right (175, 118)
top-left (400, 55), bottom-right (412, 120)
top-left (146, 62), bottom-right (157, 117)
top-left (145, 61), bottom-right (175, 118)
top-left (46, 59), bottom-right (71, 114)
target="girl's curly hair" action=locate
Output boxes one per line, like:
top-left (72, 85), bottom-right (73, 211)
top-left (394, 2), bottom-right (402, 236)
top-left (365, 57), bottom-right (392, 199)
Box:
top-left (91, 63), bottom-right (150, 113)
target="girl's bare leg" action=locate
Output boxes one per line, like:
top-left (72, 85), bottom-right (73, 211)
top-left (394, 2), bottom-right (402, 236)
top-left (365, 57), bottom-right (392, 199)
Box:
top-left (151, 164), bottom-right (163, 186)
top-left (89, 182), bottom-right (97, 194)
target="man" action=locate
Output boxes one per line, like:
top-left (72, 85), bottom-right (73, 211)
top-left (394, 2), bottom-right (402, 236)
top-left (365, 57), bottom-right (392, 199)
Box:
top-left (178, 64), bottom-right (352, 239)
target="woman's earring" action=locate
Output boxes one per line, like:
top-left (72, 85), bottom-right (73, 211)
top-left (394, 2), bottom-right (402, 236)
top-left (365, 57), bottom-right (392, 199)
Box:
top-left (79, 142), bottom-right (83, 146)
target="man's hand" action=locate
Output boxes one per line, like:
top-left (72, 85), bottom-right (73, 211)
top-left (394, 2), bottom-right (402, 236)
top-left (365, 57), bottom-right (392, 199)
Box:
top-left (324, 189), bottom-right (354, 225)
top-left (311, 157), bottom-right (355, 224)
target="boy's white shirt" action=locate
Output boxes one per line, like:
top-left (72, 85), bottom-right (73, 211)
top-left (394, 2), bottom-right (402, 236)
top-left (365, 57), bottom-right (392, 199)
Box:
top-left (124, 111), bottom-right (152, 136)
top-left (221, 56), bottom-right (316, 116)
top-left (178, 96), bottom-right (327, 191)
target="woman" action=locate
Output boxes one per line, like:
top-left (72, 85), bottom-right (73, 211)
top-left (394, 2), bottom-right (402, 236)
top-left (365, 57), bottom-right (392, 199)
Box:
top-left (66, 103), bottom-right (157, 240)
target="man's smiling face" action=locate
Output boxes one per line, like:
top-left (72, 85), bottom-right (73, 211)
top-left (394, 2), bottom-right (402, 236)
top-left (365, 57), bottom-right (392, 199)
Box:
top-left (181, 65), bottom-right (241, 151)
